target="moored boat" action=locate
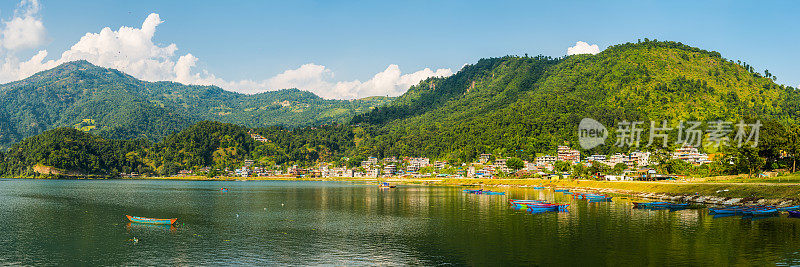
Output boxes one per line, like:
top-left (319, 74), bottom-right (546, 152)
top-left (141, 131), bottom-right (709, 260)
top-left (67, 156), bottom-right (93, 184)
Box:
top-left (777, 205), bottom-right (800, 211)
top-left (126, 215), bottom-right (177, 225)
top-left (788, 211), bottom-right (800, 218)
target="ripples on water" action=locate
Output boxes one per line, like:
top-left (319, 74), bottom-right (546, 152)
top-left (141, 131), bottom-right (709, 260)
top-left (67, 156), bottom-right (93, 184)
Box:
top-left (0, 179), bottom-right (799, 265)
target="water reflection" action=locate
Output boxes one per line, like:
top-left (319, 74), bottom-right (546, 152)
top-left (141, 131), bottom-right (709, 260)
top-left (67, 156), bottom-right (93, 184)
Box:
top-left (0, 180), bottom-right (799, 265)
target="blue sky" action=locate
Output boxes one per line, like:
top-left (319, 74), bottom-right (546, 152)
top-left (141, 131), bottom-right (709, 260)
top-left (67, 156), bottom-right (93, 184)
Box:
top-left (0, 0), bottom-right (797, 98)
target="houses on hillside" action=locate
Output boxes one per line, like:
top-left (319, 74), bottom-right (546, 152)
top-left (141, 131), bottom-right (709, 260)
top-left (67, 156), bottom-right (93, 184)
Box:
top-left (177, 142), bottom-right (715, 181)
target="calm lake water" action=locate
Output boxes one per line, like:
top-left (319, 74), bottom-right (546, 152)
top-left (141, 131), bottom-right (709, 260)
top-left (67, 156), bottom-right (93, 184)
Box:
top-left (1, 179), bottom-right (800, 266)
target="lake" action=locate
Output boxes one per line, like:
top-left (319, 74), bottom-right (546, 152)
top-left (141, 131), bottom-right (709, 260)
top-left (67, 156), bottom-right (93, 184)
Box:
top-left (1, 179), bottom-right (799, 266)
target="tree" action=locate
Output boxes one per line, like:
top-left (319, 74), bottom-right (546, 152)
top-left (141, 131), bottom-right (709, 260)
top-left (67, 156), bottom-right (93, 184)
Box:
top-left (722, 145), bottom-right (766, 178)
top-left (554, 161), bottom-right (571, 173)
top-left (787, 124), bottom-right (800, 173)
top-left (612, 163), bottom-right (628, 175)
top-left (572, 163), bottom-right (587, 178)
top-left (506, 157), bottom-right (524, 172)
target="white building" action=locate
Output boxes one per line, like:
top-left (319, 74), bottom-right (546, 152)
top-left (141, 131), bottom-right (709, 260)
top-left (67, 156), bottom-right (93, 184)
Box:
top-left (535, 155), bottom-right (557, 166)
top-left (557, 146), bottom-right (580, 163)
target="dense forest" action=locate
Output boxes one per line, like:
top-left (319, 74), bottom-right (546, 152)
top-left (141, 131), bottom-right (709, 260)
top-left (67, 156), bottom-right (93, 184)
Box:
top-left (0, 60), bottom-right (391, 149)
top-left (353, 40), bottom-right (800, 162)
top-left (2, 40), bottom-right (800, 178)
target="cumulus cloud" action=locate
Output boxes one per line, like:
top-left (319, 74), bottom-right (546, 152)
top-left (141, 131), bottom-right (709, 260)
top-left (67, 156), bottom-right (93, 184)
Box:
top-left (0, 2), bottom-right (452, 99)
top-left (1, 0), bottom-right (45, 50)
top-left (566, 41), bottom-right (600, 56)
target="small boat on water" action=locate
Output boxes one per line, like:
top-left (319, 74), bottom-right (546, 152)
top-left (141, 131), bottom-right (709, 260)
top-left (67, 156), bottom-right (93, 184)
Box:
top-left (126, 215), bottom-right (177, 225)
top-left (220, 188), bottom-right (229, 192)
top-left (379, 182), bottom-right (396, 189)
top-left (634, 202), bottom-right (689, 210)
top-left (532, 187), bottom-right (545, 190)
top-left (463, 189), bottom-right (504, 195)
top-left (788, 211), bottom-right (800, 218)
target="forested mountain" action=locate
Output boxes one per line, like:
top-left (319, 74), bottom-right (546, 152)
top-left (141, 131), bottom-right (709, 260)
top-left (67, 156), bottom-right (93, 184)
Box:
top-left (3, 40), bottom-right (800, 177)
top-left (352, 40), bottom-right (800, 162)
top-left (0, 60), bottom-right (391, 149)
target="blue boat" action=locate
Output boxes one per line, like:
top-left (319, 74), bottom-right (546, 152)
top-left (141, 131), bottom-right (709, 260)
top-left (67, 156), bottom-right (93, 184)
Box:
top-left (126, 215), bottom-right (177, 225)
top-left (532, 187), bottom-right (545, 190)
top-left (744, 208), bottom-right (778, 216)
top-left (777, 206), bottom-right (800, 211)
top-left (483, 191), bottom-right (506, 195)
top-left (708, 207), bottom-right (744, 214)
top-left (789, 211), bottom-right (800, 218)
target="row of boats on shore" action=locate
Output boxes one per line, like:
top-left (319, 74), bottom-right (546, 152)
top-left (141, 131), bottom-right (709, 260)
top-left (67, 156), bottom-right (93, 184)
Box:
top-left (465, 186), bottom-right (800, 219)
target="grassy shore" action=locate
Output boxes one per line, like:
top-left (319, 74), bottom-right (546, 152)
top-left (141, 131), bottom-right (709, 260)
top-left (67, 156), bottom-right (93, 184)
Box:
top-left (410, 177), bottom-right (800, 200)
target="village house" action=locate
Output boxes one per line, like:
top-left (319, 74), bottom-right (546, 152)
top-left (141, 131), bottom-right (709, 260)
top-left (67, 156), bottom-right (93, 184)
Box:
top-left (479, 154), bottom-right (492, 164)
top-left (383, 164), bottom-right (397, 176)
top-left (434, 161), bottom-right (446, 169)
top-left (585, 154), bottom-right (607, 163)
top-left (409, 157), bottom-right (430, 167)
top-left (249, 132), bottom-right (269, 142)
top-left (672, 145), bottom-right (711, 165)
top-left (557, 146), bottom-right (581, 163)
top-left (535, 155), bottom-right (557, 166)
top-left (235, 166), bottom-right (251, 177)
top-left (366, 168), bottom-right (379, 178)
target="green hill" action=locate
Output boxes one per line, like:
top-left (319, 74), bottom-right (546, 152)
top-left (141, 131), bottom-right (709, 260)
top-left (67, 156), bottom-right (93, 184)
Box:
top-left (352, 40), bottom-right (800, 162)
top-left (0, 60), bottom-right (392, 149)
top-left (3, 40), bottom-right (800, 177)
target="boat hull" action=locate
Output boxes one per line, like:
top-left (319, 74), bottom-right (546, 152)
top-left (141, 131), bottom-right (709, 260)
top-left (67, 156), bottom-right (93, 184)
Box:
top-left (126, 215), bottom-right (177, 225)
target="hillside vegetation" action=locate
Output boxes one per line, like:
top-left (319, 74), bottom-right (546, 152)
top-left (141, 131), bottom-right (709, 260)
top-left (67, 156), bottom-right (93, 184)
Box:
top-left (353, 40), bottom-right (800, 162)
top-left (2, 40), bottom-right (800, 177)
top-left (0, 60), bottom-right (391, 148)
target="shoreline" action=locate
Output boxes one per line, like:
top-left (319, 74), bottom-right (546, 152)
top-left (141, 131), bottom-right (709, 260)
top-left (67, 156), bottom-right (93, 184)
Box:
top-left (6, 175), bottom-right (798, 206)
top-left (402, 178), bottom-right (799, 206)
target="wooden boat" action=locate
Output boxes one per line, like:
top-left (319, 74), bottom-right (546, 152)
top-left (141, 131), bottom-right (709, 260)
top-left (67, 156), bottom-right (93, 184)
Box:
top-left (744, 208), bottom-right (779, 216)
top-left (633, 202), bottom-right (669, 208)
top-left (510, 199), bottom-right (547, 203)
top-left (126, 215), bottom-right (177, 225)
top-left (777, 205), bottom-right (800, 211)
top-left (708, 207), bottom-right (745, 214)
top-left (379, 182), bottom-right (396, 189)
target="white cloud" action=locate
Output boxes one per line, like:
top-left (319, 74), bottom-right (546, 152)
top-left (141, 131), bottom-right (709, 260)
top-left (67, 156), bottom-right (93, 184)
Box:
top-left (0, 3), bottom-right (452, 99)
top-left (567, 41), bottom-right (600, 56)
top-left (1, 0), bottom-right (45, 50)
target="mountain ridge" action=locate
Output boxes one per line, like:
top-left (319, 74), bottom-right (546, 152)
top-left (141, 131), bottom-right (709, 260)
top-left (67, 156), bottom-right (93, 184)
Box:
top-left (0, 60), bottom-right (393, 149)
